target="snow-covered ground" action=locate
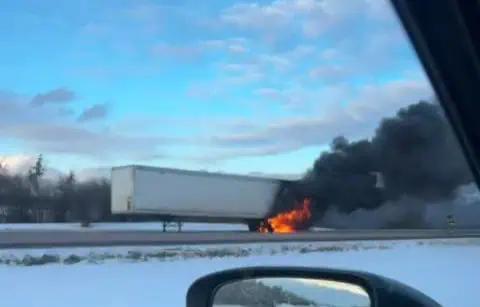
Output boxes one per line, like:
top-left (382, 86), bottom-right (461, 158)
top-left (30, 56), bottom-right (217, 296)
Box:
top-left (0, 238), bottom-right (478, 307)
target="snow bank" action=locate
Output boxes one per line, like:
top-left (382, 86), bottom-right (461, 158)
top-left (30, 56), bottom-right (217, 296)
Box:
top-left (0, 238), bottom-right (478, 307)
top-left (0, 239), bottom-right (394, 265)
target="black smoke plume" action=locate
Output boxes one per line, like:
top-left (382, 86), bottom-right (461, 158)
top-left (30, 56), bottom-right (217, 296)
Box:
top-left (274, 101), bottom-right (474, 228)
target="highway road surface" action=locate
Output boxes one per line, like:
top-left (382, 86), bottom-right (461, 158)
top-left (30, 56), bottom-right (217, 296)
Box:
top-left (1, 228), bottom-right (480, 248)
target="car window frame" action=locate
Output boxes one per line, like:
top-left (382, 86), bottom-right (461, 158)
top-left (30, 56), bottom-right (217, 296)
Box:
top-left (391, 0), bottom-right (480, 188)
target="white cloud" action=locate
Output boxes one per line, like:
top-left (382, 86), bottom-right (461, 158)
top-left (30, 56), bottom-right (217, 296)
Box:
top-left (253, 87), bottom-right (312, 107)
top-left (0, 154), bottom-right (112, 181)
top-left (125, 3), bottom-right (164, 22)
top-left (309, 65), bottom-right (351, 82)
top-left (258, 54), bottom-right (291, 71)
top-left (221, 2), bottom-right (293, 30)
top-left (320, 48), bottom-right (339, 60)
top-left (168, 0), bottom-right (411, 109)
top-left (81, 22), bottom-right (111, 37)
top-left (2, 124), bottom-right (171, 159)
top-left (221, 0), bottom-right (326, 29)
top-left (186, 84), bottom-right (223, 100)
top-left (200, 38), bottom-right (249, 54)
top-left (79, 3), bottom-right (174, 43)
top-left (212, 45), bottom-right (314, 88)
top-left (2, 0), bottom-right (427, 172)
top-left (200, 78), bottom-right (432, 160)
top-left (151, 42), bottom-right (200, 60)
top-left (228, 44), bottom-right (248, 53)
top-left (220, 0), bottom-right (389, 40)
top-left (0, 154), bottom-right (63, 180)
top-left (301, 18), bottom-right (329, 38)
top-left (216, 0), bottom-right (407, 83)
top-left (247, 171), bottom-right (302, 180)
top-left (220, 62), bottom-right (265, 84)
top-left (76, 167), bottom-right (110, 181)
top-left (345, 79), bottom-right (433, 121)
top-left (255, 88), bottom-right (283, 100)
top-left (288, 44), bottom-right (316, 59)
top-left (253, 85), bottom-right (350, 110)
top-left (151, 37), bottom-right (249, 62)
top-left (364, 0), bottom-right (395, 20)
top-left (0, 90), bottom-right (174, 161)
top-left (0, 154), bottom-right (36, 175)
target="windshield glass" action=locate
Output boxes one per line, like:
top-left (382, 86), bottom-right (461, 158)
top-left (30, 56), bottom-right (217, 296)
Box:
top-left (0, 1), bottom-right (474, 228)
top-left (0, 1), bottom-right (479, 307)
top-left (1, 0), bottom-right (476, 230)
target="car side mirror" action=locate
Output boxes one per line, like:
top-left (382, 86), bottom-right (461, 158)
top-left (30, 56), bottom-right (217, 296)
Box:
top-left (187, 267), bottom-right (440, 307)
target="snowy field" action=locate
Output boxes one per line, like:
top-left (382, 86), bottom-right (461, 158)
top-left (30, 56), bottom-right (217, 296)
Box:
top-left (0, 238), bottom-right (478, 307)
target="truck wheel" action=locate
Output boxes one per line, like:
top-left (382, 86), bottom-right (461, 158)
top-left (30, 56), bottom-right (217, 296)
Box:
top-left (247, 220), bottom-right (262, 232)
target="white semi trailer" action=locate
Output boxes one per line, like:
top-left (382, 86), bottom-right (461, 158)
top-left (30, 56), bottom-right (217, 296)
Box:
top-left (111, 165), bottom-right (290, 231)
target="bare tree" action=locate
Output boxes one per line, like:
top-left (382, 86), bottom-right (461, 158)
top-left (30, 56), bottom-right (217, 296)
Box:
top-left (28, 154), bottom-right (45, 196)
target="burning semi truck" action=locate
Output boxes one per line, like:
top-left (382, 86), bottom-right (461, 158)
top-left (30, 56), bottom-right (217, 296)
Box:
top-left (111, 165), bottom-right (313, 233)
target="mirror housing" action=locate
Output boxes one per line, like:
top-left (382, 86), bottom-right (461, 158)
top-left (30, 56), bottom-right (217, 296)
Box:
top-left (187, 267), bottom-right (440, 307)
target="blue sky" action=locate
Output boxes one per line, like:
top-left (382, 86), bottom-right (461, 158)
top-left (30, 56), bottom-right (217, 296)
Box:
top-left (0, 0), bottom-right (431, 177)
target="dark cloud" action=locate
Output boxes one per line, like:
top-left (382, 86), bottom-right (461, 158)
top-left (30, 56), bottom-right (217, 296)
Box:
top-left (78, 103), bottom-right (108, 122)
top-left (30, 88), bottom-right (76, 107)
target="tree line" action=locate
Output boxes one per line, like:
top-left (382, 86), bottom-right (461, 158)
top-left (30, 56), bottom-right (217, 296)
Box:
top-left (0, 155), bottom-right (112, 225)
top-left (214, 279), bottom-right (316, 306)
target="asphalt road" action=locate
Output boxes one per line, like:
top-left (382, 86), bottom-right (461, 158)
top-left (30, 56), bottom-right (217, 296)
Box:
top-left (1, 228), bottom-right (480, 248)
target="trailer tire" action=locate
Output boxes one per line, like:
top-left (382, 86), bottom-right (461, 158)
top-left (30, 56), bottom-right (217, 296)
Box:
top-left (247, 219), bottom-right (262, 232)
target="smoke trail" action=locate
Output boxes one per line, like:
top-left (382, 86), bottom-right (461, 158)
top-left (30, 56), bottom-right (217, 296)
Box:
top-left (274, 101), bottom-right (475, 228)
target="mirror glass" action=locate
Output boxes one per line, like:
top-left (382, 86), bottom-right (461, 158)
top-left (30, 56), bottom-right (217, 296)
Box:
top-left (213, 277), bottom-right (370, 307)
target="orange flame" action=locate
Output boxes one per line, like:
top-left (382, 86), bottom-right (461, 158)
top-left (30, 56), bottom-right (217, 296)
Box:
top-left (259, 198), bottom-right (312, 233)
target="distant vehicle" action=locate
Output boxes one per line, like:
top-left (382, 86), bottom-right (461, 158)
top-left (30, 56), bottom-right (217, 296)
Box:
top-left (111, 165), bottom-right (291, 231)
